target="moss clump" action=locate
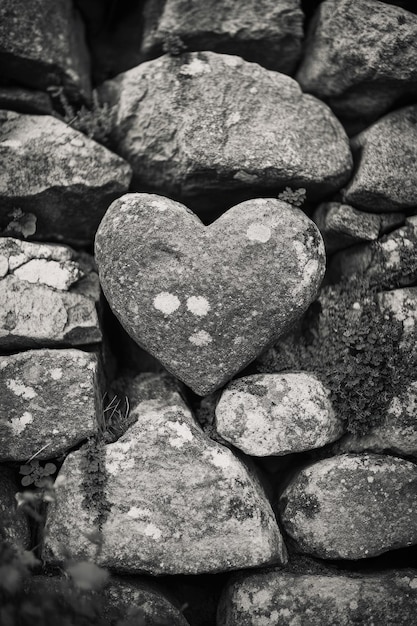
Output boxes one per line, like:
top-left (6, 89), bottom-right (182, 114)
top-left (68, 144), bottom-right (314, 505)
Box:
top-left (80, 437), bottom-right (111, 531)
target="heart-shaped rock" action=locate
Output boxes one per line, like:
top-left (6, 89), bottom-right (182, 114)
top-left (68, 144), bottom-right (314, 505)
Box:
top-left (95, 194), bottom-right (325, 394)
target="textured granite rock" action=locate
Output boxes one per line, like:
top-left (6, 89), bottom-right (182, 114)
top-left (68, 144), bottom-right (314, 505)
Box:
top-left (280, 453), bottom-right (417, 559)
top-left (297, 0), bottom-right (417, 127)
top-left (95, 194), bottom-right (325, 395)
top-left (215, 373), bottom-right (344, 456)
top-left (377, 288), bottom-right (417, 357)
top-left (0, 238), bottom-right (101, 349)
top-left (99, 52), bottom-right (352, 206)
top-left (44, 373), bottom-right (287, 574)
top-left (313, 202), bottom-right (405, 254)
top-left (218, 568), bottom-right (417, 626)
top-left (0, 348), bottom-right (102, 461)
top-left (0, 466), bottom-right (31, 549)
top-left (0, 87), bottom-right (53, 115)
top-left (0, 111), bottom-right (132, 245)
top-left (344, 106), bottom-right (417, 212)
top-left (0, 0), bottom-right (91, 100)
top-left (141, 0), bottom-right (304, 74)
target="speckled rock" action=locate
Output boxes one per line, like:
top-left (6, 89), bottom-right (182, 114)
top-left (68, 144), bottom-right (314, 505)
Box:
top-left (99, 52), bottom-right (352, 206)
top-left (95, 194), bottom-right (325, 395)
top-left (215, 373), bottom-right (344, 456)
top-left (0, 348), bottom-right (102, 461)
top-left (329, 216), bottom-right (417, 287)
top-left (313, 202), bottom-right (405, 254)
top-left (0, 0), bottom-right (91, 100)
top-left (0, 87), bottom-right (53, 115)
top-left (0, 111), bottom-right (132, 244)
top-left (218, 568), bottom-right (417, 626)
top-left (141, 0), bottom-right (304, 74)
top-left (0, 466), bottom-right (31, 549)
top-left (377, 288), bottom-right (417, 356)
top-left (43, 373), bottom-right (287, 574)
top-left (343, 106), bottom-right (417, 212)
top-left (280, 453), bottom-right (417, 559)
top-left (0, 238), bottom-right (101, 349)
top-left (297, 0), bottom-right (417, 128)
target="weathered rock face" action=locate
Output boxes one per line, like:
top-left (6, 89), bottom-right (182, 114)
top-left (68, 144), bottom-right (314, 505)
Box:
top-left (215, 373), bottom-right (344, 456)
top-left (99, 52), bottom-right (352, 206)
top-left (0, 0), bottom-right (91, 100)
top-left (44, 373), bottom-right (287, 574)
top-left (343, 106), bottom-right (417, 212)
top-left (280, 453), bottom-right (417, 559)
top-left (297, 0), bottom-right (417, 127)
top-left (0, 349), bottom-right (102, 461)
top-left (0, 466), bottom-right (31, 549)
top-left (0, 238), bottom-right (101, 349)
top-left (218, 568), bottom-right (417, 626)
top-left (95, 194), bottom-right (325, 395)
top-left (313, 202), bottom-right (405, 254)
top-left (0, 111), bottom-right (132, 245)
top-left (377, 288), bottom-right (417, 357)
top-left (141, 0), bottom-right (304, 74)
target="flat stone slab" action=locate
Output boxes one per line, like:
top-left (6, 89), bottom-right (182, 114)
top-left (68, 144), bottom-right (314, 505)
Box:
top-left (0, 238), bottom-right (101, 349)
top-left (95, 194), bottom-right (325, 395)
top-left (0, 111), bottom-right (132, 245)
top-left (280, 453), bottom-right (417, 559)
top-left (218, 568), bottom-right (417, 625)
top-left (215, 373), bottom-right (344, 456)
top-left (0, 348), bottom-right (102, 461)
top-left (99, 51), bottom-right (352, 206)
top-left (44, 373), bottom-right (287, 574)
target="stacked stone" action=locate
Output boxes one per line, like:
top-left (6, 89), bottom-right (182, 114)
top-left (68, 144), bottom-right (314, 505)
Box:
top-left (1, 0), bottom-right (417, 624)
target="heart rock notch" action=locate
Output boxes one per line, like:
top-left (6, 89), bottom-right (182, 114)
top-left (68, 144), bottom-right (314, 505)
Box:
top-left (95, 194), bottom-right (325, 395)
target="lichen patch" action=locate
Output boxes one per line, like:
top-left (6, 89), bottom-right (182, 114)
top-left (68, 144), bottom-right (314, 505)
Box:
top-left (6, 379), bottom-right (37, 399)
top-left (189, 330), bottom-right (212, 346)
top-left (246, 223), bottom-right (272, 243)
top-left (186, 296), bottom-right (210, 317)
top-left (10, 411), bottom-right (33, 435)
top-left (153, 292), bottom-right (180, 315)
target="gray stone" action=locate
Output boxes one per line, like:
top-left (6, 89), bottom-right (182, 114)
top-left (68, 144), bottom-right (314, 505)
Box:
top-left (0, 238), bottom-right (102, 349)
top-left (313, 202), bottom-right (405, 254)
top-left (0, 0), bottom-right (91, 100)
top-left (344, 106), bottom-right (417, 212)
top-left (99, 52), bottom-right (352, 207)
top-left (44, 373), bottom-right (287, 574)
top-left (0, 87), bottom-right (53, 115)
top-left (0, 348), bottom-right (102, 461)
top-left (280, 453), bottom-right (417, 559)
top-left (141, 0), bottom-right (304, 74)
top-left (95, 194), bottom-right (325, 395)
top-left (297, 0), bottom-right (417, 126)
top-left (218, 568), bottom-right (417, 626)
top-left (0, 466), bottom-right (31, 549)
top-left (215, 373), bottom-right (344, 456)
top-left (0, 111), bottom-right (132, 245)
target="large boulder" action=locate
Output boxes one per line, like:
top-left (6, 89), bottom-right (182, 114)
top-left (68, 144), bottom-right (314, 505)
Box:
top-left (280, 453), bottom-right (417, 559)
top-left (0, 238), bottom-right (101, 349)
top-left (95, 194), bottom-right (325, 395)
top-left (141, 0), bottom-right (304, 74)
top-left (99, 52), bottom-right (352, 210)
top-left (43, 373), bottom-right (286, 574)
top-left (0, 111), bottom-right (132, 245)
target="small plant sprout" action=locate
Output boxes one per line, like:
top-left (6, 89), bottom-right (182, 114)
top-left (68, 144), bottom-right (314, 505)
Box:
top-left (278, 187), bottom-right (307, 208)
top-left (19, 460), bottom-right (57, 488)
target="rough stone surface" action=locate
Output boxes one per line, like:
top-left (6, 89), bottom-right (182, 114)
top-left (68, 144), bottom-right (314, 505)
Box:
top-left (0, 0), bottom-right (91, 100)
top-left (141, 0), bottom-right (304, 74)
top-left (0, 348), bottom-right (102, 461)
top-left (313, 202), bottom-right (405, 254)
top-left (0, 238), bottom-right (101, 349)
top-left (297, 0), bottom-right (417, 127)
top-left (0, 111), bottom-right (132, 244)
top-left (215, 373), bottom-right (344, 456)
top-left (377, 288), bottom-right (417, 357)
top-left (99, 52), bottom-right (352, 206)
top-left (218, 568), bottom-right (417, 626)
top-left (0, 466), bottom-right (31, 549)
top-left (44, 373), bottom-right (287, 574)
top-left (343, 106), bottom-right (417, 212)
top-left (280, 453), bottom-right (417, 559)
top-left (0, 87), bottom-right (53, 115)
top-left (95, 194), bottom-right (325, 395)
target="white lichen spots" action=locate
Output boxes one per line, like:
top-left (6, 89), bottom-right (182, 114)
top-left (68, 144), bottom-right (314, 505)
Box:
top-left (87, 361), bottom-right (96, 370)
top-left (179, 58), bottom-right (211, 77)
top-left (10, 411), bottom-right (33, 435)
top-left (143, 523), bottom-right (163, 540)
top-left (50, 368), bottom-right (63, 381)
top-left (246, 223), bottom-right (272, 243)
top-left (167, 421), bottom-right (193, 448)
top-left (189, 330), bottom-right (212, 347)
top-left (186, 296), bottom-right (210, 317)
top-left (127, 506), bottom-right (149, 519)
top-left (6, 379), bottom-right (37, 399)
top-left (0, 139), bottom-right (22, 149)
top-left (352, 302), bottom-right (361, 310)
top-left (226, 112), bottom-right (241, 128)
top-left (52, 428), bottom-right (59, 434)
top-left (367, 476), bottom-right (375, 483)
top-left (210, 448), bottom-right (234, 471)
top-left (0, 255), bottom-right (8, 278)
top-left (410, 579), bottom-right (417, 589)
top-left (150, 200), bottom-right (167, 211)
top-left (14, 259), bottom-right (81, 290)
top-left (153, 292), bottom-right (180, 315)
top-left (249, 86), bottom-right (258, 95)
